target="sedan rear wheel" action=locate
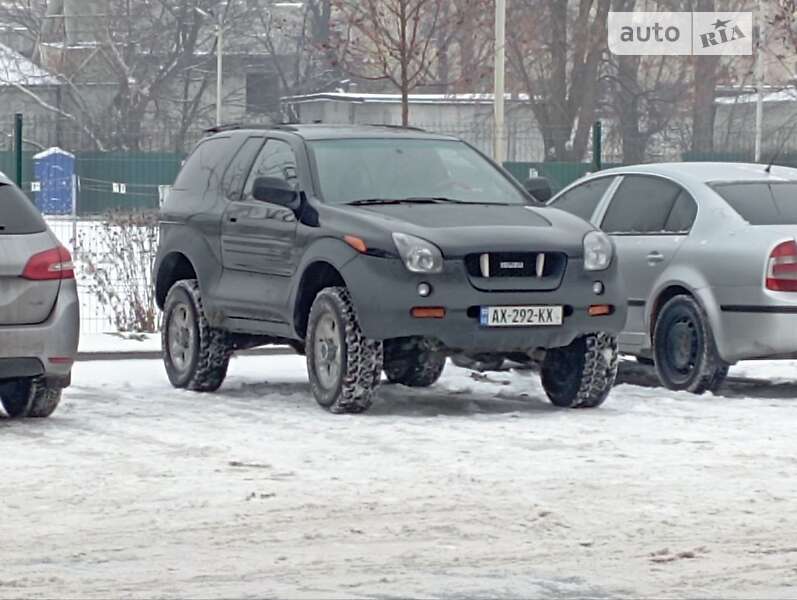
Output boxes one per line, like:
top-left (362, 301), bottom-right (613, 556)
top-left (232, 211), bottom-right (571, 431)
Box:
top-left (653, 295), bottom-right (728, 394)
top-left (0, 379), bottom-right (62, 418)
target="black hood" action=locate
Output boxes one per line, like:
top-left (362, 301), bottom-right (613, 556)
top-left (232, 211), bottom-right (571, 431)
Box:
top-left (326, 203), bottom-right (594, 257)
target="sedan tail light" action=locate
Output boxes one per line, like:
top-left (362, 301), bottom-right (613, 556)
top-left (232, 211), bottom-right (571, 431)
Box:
top-left (766, 240), bottom-right (797, 292)
top-left (22, 246), bottom-right (75, 280)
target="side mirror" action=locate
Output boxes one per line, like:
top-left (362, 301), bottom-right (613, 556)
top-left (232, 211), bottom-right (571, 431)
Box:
top-left (524, 177), bottom-right (553, 203)
top-left (252, 176), bottom-right (299, 207)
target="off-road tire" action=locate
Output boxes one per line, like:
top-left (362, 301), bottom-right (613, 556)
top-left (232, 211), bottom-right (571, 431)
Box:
top-left (384, 338), bottom-right (446, 387)
top-left (306, 287), bottom-right (383, 414)
top-left (541, 333), bottom-right (619, 409)
top-left (0, 379), bottom-right (62, 418)
top-left (162, 279), bottom-right (233, 392)
top-left (653, 295), bottom-right (728, 394)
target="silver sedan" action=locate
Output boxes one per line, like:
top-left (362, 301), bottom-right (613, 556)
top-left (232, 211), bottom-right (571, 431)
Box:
top-left (0, 174), bottom-right (79, 418)
top-left (548, 162), bottom-right (797, 393)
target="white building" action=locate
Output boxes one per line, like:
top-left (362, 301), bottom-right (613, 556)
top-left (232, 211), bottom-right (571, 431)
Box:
top-left (282, 92), bottom-right (546, 162)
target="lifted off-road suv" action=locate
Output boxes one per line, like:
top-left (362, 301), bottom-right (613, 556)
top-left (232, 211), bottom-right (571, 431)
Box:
top-left (155, 125), bottom-right (626, 413)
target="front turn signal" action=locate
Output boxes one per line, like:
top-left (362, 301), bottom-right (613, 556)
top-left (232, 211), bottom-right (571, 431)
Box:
top-left (343, 235), bottom-right (368, 253)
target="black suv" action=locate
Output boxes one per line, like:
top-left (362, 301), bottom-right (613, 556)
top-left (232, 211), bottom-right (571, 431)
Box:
top-left (154, 125), bottom-right (626, 413)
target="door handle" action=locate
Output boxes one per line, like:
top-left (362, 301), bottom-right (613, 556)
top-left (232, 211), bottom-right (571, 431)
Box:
top-left (228, 217), bottom-right (238, 223)
top-left (647, 251), bottom-right (665, 264)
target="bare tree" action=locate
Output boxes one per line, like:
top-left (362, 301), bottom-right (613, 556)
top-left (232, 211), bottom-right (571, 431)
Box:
top-left (604, 0), bottom-right (690, 163)
top-left (331, 0), bottom-right (484, 126)
top-left (0, 0), bottom-right (273, 151)
top-left (507, 0), bottom-right (611, 161)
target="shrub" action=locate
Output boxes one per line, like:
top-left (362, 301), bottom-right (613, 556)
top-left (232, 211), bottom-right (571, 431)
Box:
top-left (75, 210), bottom-right (160, 333)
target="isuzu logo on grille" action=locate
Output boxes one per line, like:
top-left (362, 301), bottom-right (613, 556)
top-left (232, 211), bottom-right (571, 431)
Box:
top-left (500, 261), bottom-right (524, 269)
top-left (479, 253), bottom-right (547, 278)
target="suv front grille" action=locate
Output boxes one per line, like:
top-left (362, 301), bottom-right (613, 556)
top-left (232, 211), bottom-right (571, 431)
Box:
top-left (464, 252), bottom-right (566, 279)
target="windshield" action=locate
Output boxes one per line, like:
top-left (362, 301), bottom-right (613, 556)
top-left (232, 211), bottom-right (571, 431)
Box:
top-left (308, 138), bottom-right (530, 206)
top-left (711, 182), bottom-right (797, 225)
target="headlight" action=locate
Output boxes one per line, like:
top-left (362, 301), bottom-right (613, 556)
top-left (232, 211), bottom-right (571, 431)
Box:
top-left (583, 231), bottom-right (613, 271)
top-left (392, 232), bottom-right (444, 274)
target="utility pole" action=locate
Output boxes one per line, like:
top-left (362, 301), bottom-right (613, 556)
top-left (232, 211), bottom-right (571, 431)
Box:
top-left (755, 2), bottom-right (765, 163)
top-left (493, 0), bottom-right (506, 165)
top-left (196, 7), bottom-right (224, 126)
top-left (216, 10), bottom-right (223, 127)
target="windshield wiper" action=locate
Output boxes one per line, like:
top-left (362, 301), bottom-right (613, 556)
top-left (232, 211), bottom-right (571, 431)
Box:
top-left (346, 198), bottom-right (440, 206)
top-left (347, 197), bottom-right (511, 206)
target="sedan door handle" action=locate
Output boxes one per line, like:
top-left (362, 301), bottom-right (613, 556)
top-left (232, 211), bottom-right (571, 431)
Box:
top-left (228, 217), bottom-right (238, 223)
top-left (647, 251), bottom-right (665, 264)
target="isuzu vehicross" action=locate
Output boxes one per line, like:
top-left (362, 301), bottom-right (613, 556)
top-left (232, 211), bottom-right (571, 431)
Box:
top-left (154, 125), bottom-right (626, 413)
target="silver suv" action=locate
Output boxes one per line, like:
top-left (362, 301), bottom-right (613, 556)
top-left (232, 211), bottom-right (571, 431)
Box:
top-left (0, 174), bottom-right (79, 418)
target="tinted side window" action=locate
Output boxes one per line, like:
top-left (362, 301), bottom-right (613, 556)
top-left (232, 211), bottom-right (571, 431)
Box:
top-left (243, 139), bottom-right (299, 199)
top-left (173, 137), bottom-right (232, 193)
top-left (602, 176), bottom-right (680, 234)
top-left (552, 177), bottom-right (614, 221)
top-left (664, 190), bottom-right (698, 232)
top-left (0, 184), bottom-right (46, 234)
top-left (222, 137), bottom-right (264, 202)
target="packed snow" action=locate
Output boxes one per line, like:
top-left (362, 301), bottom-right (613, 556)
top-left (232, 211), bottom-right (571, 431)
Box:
top-left (3, 356), bottom-right (797, 598)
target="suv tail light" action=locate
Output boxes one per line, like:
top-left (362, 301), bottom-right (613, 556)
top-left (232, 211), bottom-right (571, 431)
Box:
top-left (22, 246), bottom-right (75, 280)
top-left (766, 240), bottom-right (797, 292)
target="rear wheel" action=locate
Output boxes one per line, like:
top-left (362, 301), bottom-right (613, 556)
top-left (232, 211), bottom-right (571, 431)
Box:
top-left (306, 287), bottom-right (383, 414)
top-left (0, 379), bottom-right (62, 418)
top-left (162, 280), bottom-right (233, 392)
top-left (653, 295), bottom-right (728, 394)
top-left (541, 333), bottom-right (618, 409)
top-left (384, 338), bottom-right (446, 387)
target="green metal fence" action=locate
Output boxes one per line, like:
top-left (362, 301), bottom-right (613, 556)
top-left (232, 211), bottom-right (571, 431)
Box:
top-left (0, 150), bottom-right (183, 215)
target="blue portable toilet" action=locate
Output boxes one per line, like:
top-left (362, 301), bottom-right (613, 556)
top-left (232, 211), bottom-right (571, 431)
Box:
top-left (33, 147), bottom-right (75, 215)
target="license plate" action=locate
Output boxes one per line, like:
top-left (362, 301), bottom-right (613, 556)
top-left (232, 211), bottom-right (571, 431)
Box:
top-left (480, 305), bottom-right (563, 327)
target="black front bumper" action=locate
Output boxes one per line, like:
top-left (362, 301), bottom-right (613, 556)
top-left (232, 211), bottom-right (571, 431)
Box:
top-left (342, 255), bottom-right (627, 353)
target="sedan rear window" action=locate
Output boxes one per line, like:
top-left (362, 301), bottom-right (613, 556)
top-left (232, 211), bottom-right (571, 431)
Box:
top-left (711, 182), bottom-right (797, 225)
top-left (0, 183), bottom-right (46, 234)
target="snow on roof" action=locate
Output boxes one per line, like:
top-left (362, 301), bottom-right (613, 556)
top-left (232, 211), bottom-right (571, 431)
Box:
top-left (716, 88), bottom-right (797, 105)
top-left (282, 92), bottom-right (533, 105)
top-left (0, 42), bottom-right (58, 87)
top-left (33, 147), bottom-right (75, 160)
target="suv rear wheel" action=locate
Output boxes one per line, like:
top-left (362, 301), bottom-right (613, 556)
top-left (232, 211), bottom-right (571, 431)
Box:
top-left (162, 280), bottom-right (233, 392)
top-left (540, 333), bottom-right (618, 409)
top-left (0, 379), bottom-right (62, 418)
top-left (653, 295), bottom-right (728, 394)
top-left (306, 287), bottom-right (383, 413)
top-left (384, 338), bottom-right (446, 387)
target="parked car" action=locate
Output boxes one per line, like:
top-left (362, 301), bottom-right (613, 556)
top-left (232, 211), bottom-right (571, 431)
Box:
top-left (154, 125), bottom-right (626, 413)
top-left (0, 174), bottom-right (79, 418)
top-left (548, 162), bottom-right (797, 393)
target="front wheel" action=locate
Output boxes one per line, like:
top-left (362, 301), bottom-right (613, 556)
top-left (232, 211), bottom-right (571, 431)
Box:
top-left (306, 287), bottom-right (383, 414)
top-left (162, 280), bottom-right (233, 392)
top-left (540, 333), bottom-right (619, 409)
top-left (653, 295), bottom-right (728, 394)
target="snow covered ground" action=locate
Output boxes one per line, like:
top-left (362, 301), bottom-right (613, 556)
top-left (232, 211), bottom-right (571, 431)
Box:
top-left (3, 357), bottom-right (797, 599)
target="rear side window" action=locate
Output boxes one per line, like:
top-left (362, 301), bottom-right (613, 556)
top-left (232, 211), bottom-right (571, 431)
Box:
top-left (173, 137), bottom-right (233, 194)
top-left (602, 175), bottom-right (681, 234)
top-left (0, 184), bottom-right (45, 234)
top-left (551, 177), bottom-right (614, 222)
top-left (711, 182), bottom-right (797, 225)
top-left (665, 190), bottom-right (698, 232)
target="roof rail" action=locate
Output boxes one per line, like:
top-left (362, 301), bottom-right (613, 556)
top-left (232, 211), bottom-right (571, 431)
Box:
top-left (203, 123), bottom-right (299, 135)
top-left (367, 123), bottom-right (427, 132)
